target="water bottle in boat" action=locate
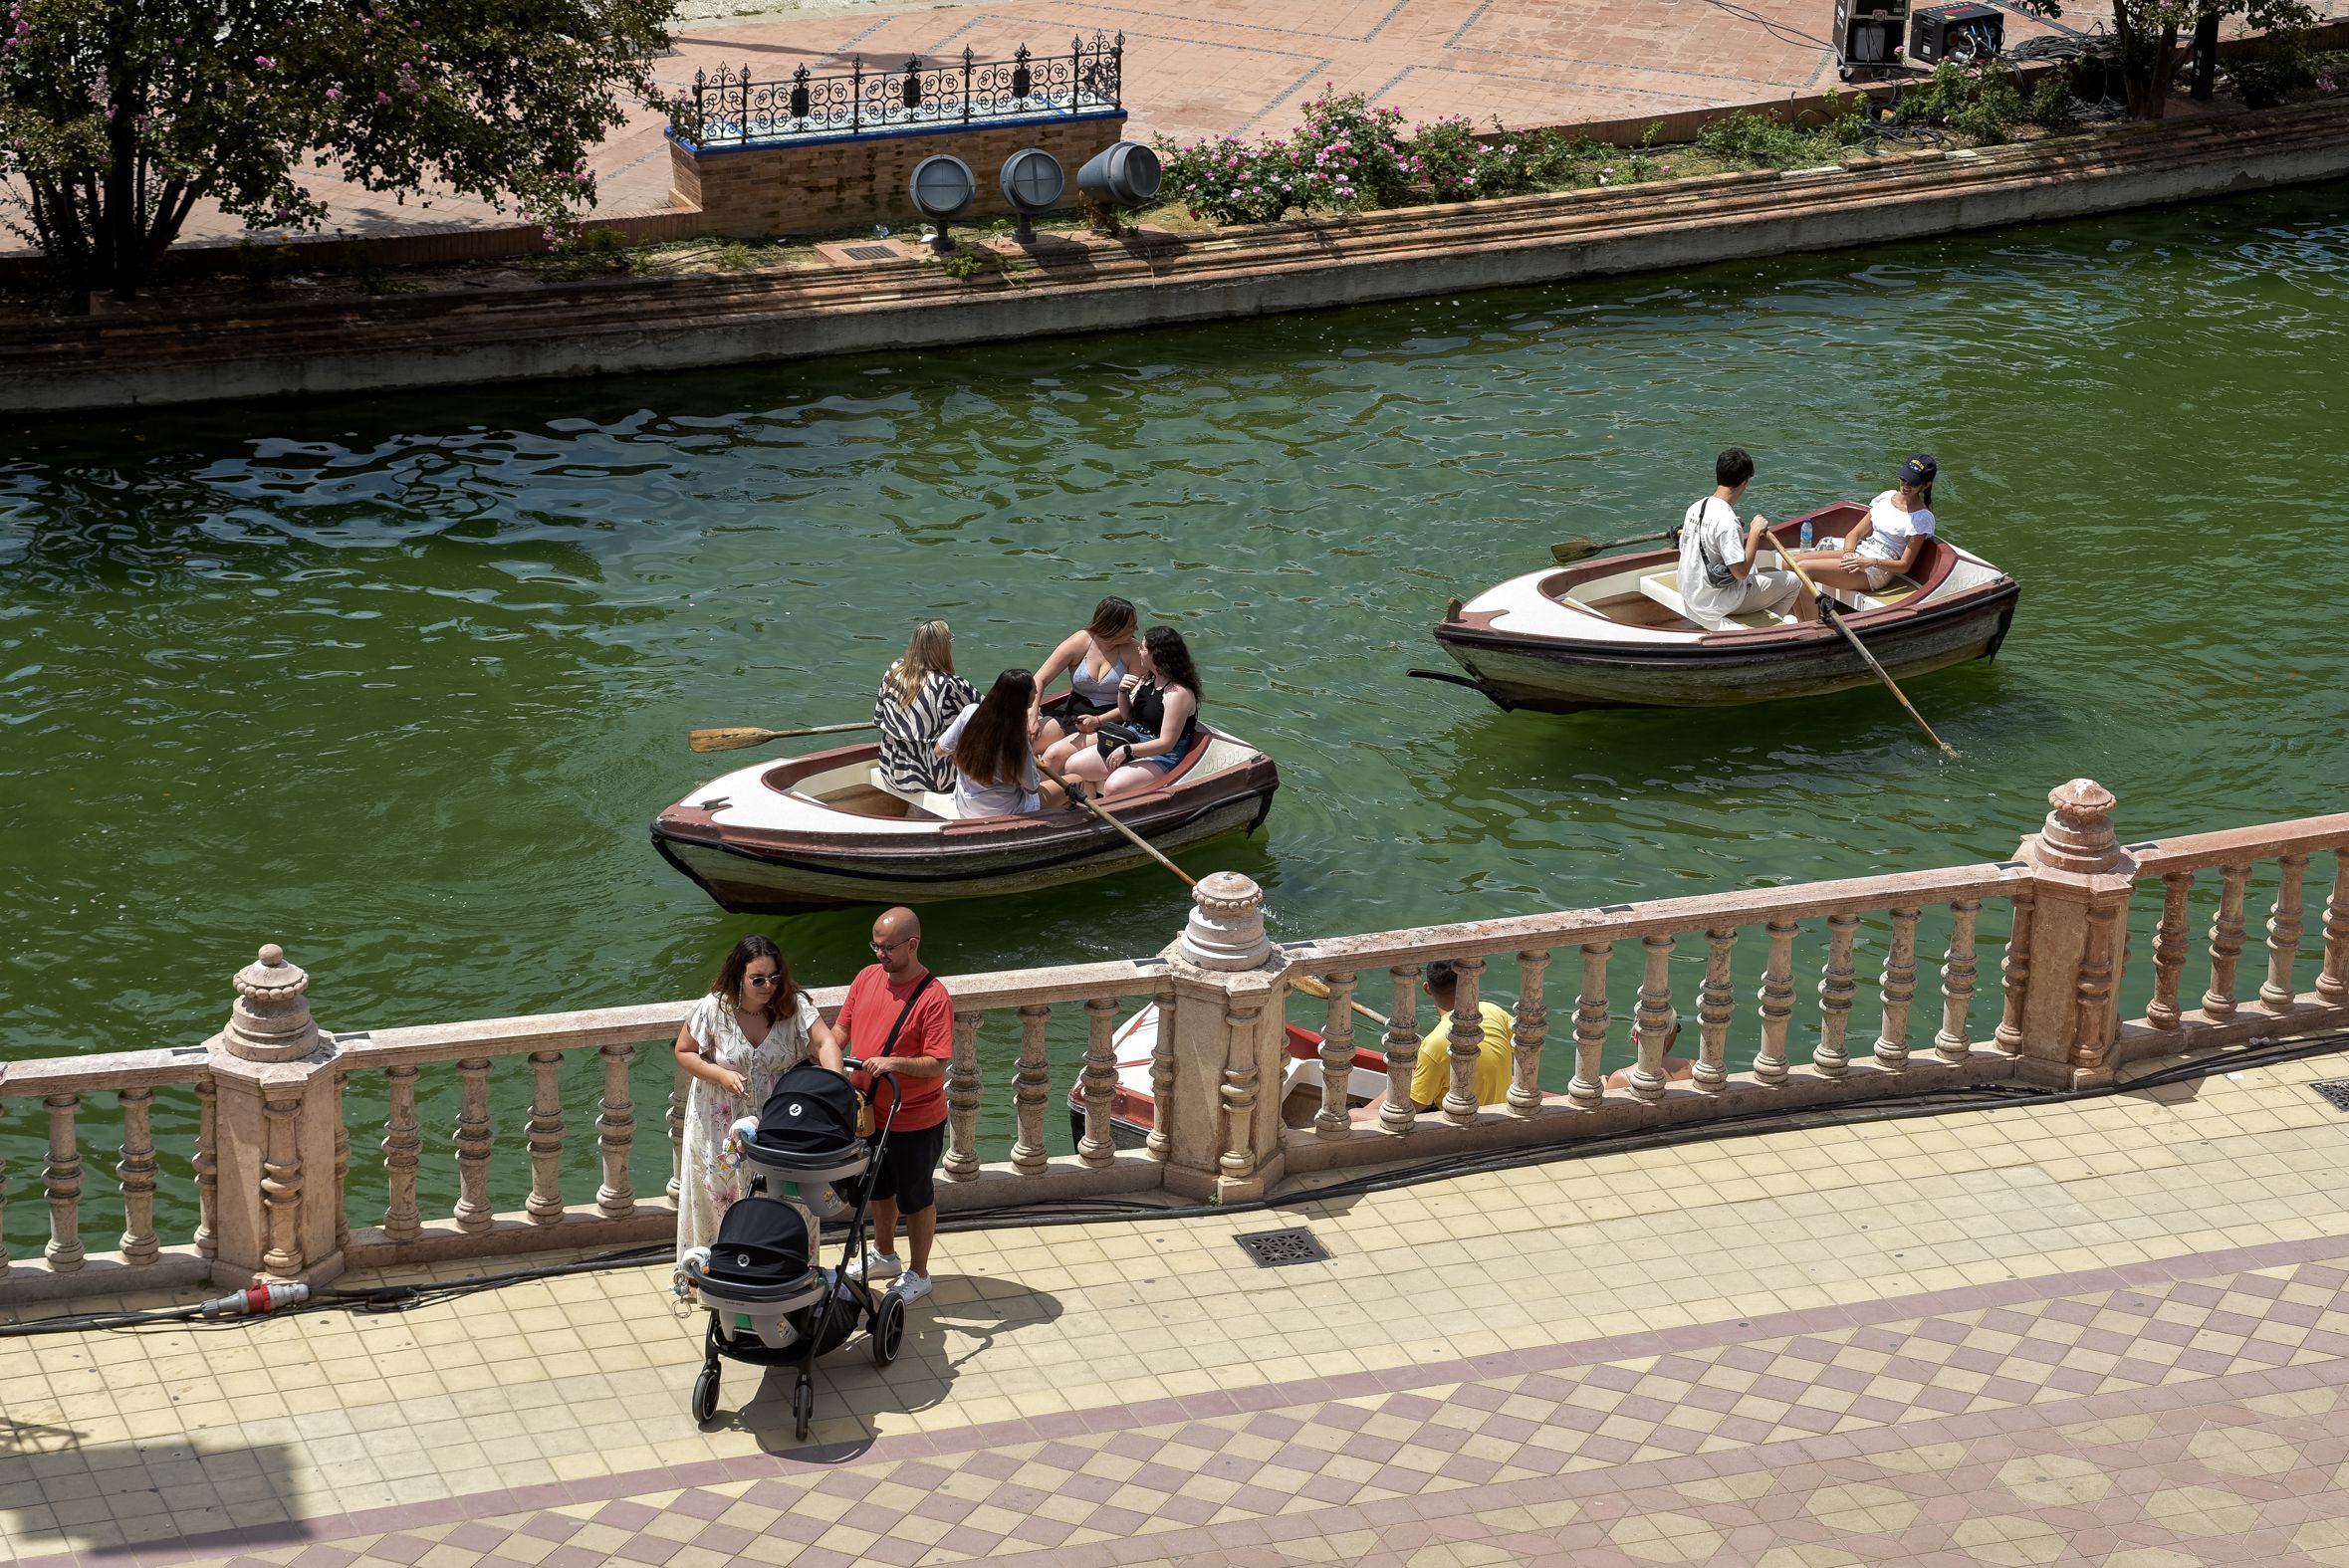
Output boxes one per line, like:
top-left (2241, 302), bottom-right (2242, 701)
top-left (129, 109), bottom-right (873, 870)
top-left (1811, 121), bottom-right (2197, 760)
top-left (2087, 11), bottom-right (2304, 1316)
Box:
top-left (1799, 518), bottom-right (1813, 550)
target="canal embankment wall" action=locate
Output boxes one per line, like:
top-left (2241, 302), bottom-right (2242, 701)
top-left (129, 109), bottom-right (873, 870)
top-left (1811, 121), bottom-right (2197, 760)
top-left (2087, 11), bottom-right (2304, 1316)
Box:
top-left (4, 99), bottom-right (2346, 413)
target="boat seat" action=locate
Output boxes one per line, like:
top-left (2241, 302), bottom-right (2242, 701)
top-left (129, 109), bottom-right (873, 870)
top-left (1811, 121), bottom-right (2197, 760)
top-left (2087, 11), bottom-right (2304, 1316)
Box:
top-left (867, 767), bottom-right (954, 820)
top-left (1637, 568), bottom-right (1792, 630)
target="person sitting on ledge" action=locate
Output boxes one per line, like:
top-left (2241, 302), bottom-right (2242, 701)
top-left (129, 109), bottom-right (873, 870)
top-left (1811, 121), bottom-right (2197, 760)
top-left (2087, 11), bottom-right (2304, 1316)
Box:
top-left (1353, 959), bottom-right (1515, 1123)
top-left (1678, 446), bottom-right (1820, 629)
top-left (935, 668), bottom-right (1067, 818)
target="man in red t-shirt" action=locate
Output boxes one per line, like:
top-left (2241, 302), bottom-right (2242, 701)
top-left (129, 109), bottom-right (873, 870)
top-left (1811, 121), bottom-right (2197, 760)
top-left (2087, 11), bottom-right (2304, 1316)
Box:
top-left (837, 906), bottom-right (956, 1301)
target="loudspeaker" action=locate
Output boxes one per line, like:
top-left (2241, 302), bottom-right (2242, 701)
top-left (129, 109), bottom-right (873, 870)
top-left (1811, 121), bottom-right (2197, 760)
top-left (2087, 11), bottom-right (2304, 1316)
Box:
top-left (1833, 0), bottom-right (1911, 81)
top-left (1909, 2), bottom-right (2004, 67)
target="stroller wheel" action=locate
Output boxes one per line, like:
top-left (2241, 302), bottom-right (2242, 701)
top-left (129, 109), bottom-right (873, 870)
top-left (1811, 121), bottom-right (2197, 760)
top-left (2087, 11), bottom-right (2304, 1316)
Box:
top-left (872, 1291), bottom-right (906, 1366)
top-left (793, 1378), bottom-right (815, 1441)
top-left (691, 1363), bottom-right (720, 1424)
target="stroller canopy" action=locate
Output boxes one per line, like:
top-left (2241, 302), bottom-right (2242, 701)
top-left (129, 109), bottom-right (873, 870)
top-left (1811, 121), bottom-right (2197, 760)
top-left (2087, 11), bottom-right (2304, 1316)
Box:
top-left (703, 1195), bottom-right (814, 1288)
top-left (754, 1061), bottom-right (864, 1165)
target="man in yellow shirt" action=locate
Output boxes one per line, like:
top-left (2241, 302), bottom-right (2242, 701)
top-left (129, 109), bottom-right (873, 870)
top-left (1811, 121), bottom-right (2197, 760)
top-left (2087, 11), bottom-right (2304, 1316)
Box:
top-left (1353, 960), bottom-right (1515, 1122)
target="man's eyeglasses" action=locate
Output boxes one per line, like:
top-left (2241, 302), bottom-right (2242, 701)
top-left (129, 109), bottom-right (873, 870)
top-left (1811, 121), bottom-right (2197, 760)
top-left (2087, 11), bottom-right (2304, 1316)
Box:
top-left (870, 936), bottom-right (911, 955)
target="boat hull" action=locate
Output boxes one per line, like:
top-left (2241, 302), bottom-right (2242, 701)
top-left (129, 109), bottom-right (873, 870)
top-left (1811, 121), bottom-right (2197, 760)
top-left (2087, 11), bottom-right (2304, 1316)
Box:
top-left (1434, 579), bottom-right (2019, 714)
top-left (655, 789), bottom-right (1274, 915)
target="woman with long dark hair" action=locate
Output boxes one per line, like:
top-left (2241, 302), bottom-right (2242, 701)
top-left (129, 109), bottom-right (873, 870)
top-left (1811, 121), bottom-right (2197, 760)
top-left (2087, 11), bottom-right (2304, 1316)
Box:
top-left (1030, 595), bottom-right (1142, 755)
top-left (934, 669), bottom-right (1067, 817)
top-left (671, 934), bottom-right (841, 1259)
top-left (874, 619), bottom-right (978, 796)
top-left (1060, 625), bottom-right (1203, 797)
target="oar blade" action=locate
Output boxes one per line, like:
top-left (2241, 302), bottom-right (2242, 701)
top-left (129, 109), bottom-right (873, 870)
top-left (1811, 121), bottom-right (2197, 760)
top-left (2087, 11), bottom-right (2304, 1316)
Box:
top-left (1549, 539), bottom-right (1601, 563)
top-left (688, 727), bottom-right (780, 753)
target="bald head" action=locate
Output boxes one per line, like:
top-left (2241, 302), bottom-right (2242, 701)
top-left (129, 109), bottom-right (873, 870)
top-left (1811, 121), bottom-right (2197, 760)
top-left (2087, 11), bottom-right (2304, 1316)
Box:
top-left (871, 907), bottom-right (923, 979)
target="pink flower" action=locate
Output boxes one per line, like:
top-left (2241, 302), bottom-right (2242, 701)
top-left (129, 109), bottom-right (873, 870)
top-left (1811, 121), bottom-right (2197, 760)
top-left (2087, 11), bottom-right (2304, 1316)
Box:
top-left (256, 55), bottom-right (274, 68)
top-left (327, 86), bottom-right (343, 100)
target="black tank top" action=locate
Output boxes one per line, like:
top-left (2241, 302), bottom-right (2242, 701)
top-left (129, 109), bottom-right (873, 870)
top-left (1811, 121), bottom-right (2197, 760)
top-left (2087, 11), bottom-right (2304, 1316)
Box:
top-left (1130, 679), bottom-right (1198, 756)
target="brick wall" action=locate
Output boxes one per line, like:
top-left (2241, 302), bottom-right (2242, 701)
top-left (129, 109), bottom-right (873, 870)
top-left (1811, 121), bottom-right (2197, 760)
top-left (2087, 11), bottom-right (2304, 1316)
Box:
top-left (673, 113), bottom-right (1130, 239)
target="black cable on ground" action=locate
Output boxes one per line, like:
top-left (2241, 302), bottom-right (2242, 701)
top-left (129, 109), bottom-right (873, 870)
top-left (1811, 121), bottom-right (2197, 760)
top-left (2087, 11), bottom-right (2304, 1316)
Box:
top-left (4, 1028), bottom-right (2342, 1338)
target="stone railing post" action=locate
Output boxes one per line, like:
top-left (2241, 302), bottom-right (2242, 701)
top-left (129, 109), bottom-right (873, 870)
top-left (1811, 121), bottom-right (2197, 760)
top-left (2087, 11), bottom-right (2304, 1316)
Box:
top-left (1158, 872), bottom-right (1290, 1203)
top-left (2010, 780), bottom-right (2139, 1086)
top-left (202, 944), bottom-right (347, 1287)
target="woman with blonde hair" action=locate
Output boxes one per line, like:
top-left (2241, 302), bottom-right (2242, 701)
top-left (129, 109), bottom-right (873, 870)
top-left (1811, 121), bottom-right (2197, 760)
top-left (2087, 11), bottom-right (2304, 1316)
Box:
top-left (874, 620), bottom-right (978, 795)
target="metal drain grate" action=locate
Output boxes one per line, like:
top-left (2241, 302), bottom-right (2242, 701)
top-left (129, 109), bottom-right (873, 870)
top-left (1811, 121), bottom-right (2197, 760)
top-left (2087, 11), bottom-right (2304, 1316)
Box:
top-left (1235, 1227), bottom-right (1330, 1268)
top-left (843, 243), bottom-right (898, 260)
top-left (2310, 1080), bottom-right (2349, 1111)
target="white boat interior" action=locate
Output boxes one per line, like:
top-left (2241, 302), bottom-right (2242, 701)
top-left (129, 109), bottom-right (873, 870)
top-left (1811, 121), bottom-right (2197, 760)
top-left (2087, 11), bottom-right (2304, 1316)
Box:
top-left (679, 733), bottom-right (1268, 835)
top-left (1463, 541), bottom-right (2009, 646)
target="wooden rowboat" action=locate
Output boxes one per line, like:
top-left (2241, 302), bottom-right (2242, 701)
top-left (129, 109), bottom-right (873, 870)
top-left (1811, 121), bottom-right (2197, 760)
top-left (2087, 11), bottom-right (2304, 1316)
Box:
top-left (1417, 503), bottom-right (2020, 714)
top-left (1063, 1004), bottom-right (1389, 1148)
top-left (651, 726), bottom-right (1280, 915)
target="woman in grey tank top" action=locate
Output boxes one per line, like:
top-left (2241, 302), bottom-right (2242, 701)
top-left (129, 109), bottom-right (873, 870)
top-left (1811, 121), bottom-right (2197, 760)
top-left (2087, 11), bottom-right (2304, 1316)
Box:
top-left (1031, 596), bottom-right (1141, 757)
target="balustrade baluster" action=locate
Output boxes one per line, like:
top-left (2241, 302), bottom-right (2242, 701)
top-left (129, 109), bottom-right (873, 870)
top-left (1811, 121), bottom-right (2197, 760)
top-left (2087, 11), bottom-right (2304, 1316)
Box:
top-left (2203, 863), bottom-right (2250, 1020)
top-left (1756, 919), bottom-right (1796, 1085)
top-left (260, 1090), bottom-right (303, 1275)
top-left (666, 1063), bottom-right (688, 1203)
top-left (1631, 934), bottom-right (1676, 1102)
top-left (1568, 943), bottom-right (1610, 1107)
top-left (1443, 955), bottom-right (1487, 1125)
top-left (1379, 965), bottom-right (1423, 1133)
top-left (1936, 898), bottom-right (1981, 1061)
top-left (1078, 997), bottom-right (1118, 1167)
top-left (946, 1011), bottom-right (984, 1178)
top-left (1012, 1004), bottom-right (1051, 1175)
top-left (2073, 903), bottom-right (2119, 1073)
top-left (453, 1057), bottom-right (494, 1233)
top-left (2262, 853), bottom-right (2309, 1013)
top-left (382, 1063), bottom-right (423, 1241)
top-left (1876, 908), bottom-right (1920, 1068)
top-left (194, 1076), bottom-right (218, 1259)
top-left (2147, 872), bottom-right (2193, 1030)
top-left (1815, 913), bottom-right (1857, 1077)
top-left (1992, 894), bottom-right (2032, 1058)
top-left (331, 1069), bottom-right (351, 1254)
top-left (1315, 973), bottom-right (1360, 1139)
top-left (0, 1151), bottom-right (8, 1275)
top-left (526, 1049), bottom-right (567, 1225)
top-left (595, 1042), bottom-right (635, 1220)
top-left (2320, 850), bottom-right (2349, 1007)
top-left (1509, 951), bottom-right (1548, 1116)
top-left (117, 1086), bottom-right (158, 1264)
top-left (1145, 984), bottom-right (1176, 1161)
top-left (1219, 993), bottom-right (1267, 1189)
top-left (1695, 929), bottom-right (1734, 1091)
top-left (43, 1093), bottom-right (83, 1272)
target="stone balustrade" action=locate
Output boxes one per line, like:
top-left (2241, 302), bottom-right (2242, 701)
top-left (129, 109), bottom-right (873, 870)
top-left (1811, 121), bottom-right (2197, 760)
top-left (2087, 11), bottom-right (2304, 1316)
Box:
top-left (3, 778), bottom-right (2346, 1305)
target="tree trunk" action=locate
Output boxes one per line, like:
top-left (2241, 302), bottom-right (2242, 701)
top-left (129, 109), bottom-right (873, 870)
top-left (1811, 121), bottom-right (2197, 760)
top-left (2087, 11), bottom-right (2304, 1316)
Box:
top-left (2189, 9), bottom-right (2222, 101)
top-left (2146, 21), bottom-right (2183, 117)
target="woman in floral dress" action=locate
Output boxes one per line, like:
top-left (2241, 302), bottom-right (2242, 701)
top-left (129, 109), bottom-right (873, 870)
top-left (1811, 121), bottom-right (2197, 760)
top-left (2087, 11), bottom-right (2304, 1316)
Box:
top-left (671, 935), bottom-right (841, 1259)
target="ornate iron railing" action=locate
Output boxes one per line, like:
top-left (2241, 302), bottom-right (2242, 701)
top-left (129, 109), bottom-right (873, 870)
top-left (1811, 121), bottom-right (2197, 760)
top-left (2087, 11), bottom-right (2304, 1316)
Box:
top-left (673, 34), bottom-right (1124, 147)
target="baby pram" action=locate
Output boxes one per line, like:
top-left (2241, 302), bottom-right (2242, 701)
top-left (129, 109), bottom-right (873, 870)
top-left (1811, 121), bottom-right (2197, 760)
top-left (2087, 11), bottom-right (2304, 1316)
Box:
top-left (679, 1060), bottom-right (906, 1438)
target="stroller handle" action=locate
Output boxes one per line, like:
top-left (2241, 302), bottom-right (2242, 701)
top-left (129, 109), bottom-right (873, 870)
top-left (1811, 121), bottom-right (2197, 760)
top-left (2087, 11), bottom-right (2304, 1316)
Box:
top-left (845, 1060), bottom-right (907, 1134)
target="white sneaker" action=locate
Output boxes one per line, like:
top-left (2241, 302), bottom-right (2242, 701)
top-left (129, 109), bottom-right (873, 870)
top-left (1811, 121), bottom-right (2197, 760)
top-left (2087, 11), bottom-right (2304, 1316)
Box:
top-left (892, 1269), bottom-right (933, 1302)
top-left (845, 1249), bottom-right (901, 1283)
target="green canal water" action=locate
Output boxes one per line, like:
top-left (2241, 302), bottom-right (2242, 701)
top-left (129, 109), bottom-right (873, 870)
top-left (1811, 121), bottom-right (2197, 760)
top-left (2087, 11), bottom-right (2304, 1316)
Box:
top-left (4, 184), bottom-right (2347, 1255)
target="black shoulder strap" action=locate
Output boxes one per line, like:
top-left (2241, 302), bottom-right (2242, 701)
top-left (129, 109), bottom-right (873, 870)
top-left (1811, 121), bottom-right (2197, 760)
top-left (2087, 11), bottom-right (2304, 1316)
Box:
top-left (878, 973), bottom-right (936, 1055)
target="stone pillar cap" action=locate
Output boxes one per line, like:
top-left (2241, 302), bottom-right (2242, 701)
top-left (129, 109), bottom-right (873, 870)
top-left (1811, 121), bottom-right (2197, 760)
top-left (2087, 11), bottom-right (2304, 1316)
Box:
top-left (1178, 870), bottom-right (1274, 972)
top-left (220, 943), bottom-right (329, 1063)
top-left (2032, 777), bottom-right (2125, 875)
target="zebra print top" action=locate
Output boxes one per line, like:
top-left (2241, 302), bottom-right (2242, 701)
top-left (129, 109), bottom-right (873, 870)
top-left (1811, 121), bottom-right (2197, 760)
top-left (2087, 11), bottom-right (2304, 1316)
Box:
top-left (874, 668), bottom-right (978, 794)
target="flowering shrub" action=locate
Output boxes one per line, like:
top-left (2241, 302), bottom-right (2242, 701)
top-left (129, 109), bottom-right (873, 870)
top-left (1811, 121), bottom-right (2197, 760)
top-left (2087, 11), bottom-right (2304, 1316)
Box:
top-left (1408, 116), bottom-right (1538, 200)
top-left (1289, 89), bottom-right (1410, 206)
top-left (1160, 133), bottom-right (1311, 224)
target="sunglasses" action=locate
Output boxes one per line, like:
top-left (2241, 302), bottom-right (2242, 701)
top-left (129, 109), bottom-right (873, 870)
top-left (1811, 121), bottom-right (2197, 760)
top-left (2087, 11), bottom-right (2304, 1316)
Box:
top-left (745, 973), bottom-right (780, 988)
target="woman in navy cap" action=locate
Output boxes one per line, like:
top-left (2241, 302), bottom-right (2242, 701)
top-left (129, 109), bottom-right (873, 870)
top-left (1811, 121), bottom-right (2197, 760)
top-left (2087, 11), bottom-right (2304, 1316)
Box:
top-left (1800, 454), bottom-right (1939, 595)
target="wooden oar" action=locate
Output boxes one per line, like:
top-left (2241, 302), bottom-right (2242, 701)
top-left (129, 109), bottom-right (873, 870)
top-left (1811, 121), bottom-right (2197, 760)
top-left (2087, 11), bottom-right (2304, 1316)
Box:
top-left (1769, 544), bottom-right (1961, 759)
top-left (1044, 768), bottom-right (1389, 1026)
top-left (1551, 528), bottom-right (1674, 564)
top-left (689, 721), bottom-right (875, 753)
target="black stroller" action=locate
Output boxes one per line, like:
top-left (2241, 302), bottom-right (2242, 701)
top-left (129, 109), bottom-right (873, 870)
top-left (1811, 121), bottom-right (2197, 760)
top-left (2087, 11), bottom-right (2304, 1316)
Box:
top-left (680, 1061), bottom-right (906, 1437)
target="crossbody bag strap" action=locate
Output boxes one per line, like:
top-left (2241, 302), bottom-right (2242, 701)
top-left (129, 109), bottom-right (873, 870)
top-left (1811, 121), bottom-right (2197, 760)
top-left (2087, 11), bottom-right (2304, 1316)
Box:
top-left (877, 973), bottom-right (936, 1056)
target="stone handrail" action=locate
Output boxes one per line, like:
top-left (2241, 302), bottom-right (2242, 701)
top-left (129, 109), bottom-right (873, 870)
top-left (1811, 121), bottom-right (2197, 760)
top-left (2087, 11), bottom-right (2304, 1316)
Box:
top-left (5, 777), bottom-right (2348, 1305)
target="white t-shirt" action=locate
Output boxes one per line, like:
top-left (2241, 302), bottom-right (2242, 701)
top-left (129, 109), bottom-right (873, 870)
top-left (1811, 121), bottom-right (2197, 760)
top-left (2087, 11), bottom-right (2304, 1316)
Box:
top-left (1858, 491), bottom-right (1935, 563)
top-left (1677, 495), bottom-right (1748, 626)
top-left (936, 706), bottom-right (1041, 818)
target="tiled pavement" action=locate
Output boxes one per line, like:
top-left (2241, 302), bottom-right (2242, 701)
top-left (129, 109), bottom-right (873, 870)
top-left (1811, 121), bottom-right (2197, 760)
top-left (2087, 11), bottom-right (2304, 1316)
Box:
top-left (12, 1041), bottom-right (2349, 1565)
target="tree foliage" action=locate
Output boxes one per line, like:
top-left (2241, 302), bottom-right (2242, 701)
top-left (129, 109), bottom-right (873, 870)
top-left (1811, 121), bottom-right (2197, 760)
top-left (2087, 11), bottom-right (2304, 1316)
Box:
top-left (0, 0), bottom-right (674, 302)
top-left (2011, 0), bottom-right (2316, 118)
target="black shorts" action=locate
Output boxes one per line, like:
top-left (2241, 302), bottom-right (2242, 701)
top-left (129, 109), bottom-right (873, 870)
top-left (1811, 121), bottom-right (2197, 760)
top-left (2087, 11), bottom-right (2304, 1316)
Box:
top-left (869, 1120), bottom-right (945, 1214)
